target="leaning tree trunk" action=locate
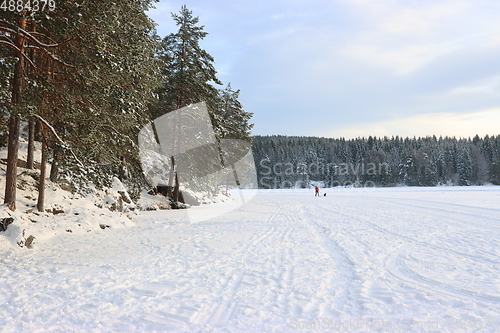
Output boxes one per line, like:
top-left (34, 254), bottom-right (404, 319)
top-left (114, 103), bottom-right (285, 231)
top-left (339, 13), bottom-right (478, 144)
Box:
top-left (4, 17), bottom-right (27, 211)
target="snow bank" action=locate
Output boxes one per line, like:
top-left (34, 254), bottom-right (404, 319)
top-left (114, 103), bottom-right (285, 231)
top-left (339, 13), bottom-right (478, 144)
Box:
top-left (0, 179), bottom-right (136, 250)
top-left (0, 139), bottom-right (135, 250)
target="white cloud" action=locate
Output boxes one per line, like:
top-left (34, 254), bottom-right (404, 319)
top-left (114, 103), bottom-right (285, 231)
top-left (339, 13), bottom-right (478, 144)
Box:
top-left (337, 0), bottom-right (500, 74)
top-left (330, 108), bottom-right (500, 138)
top-left (148, 0), bottom-right (500, 138)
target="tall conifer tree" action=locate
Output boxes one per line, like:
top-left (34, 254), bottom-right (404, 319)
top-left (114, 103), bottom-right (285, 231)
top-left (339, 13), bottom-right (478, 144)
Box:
top-left (153, 5), bottom-right (222, 118)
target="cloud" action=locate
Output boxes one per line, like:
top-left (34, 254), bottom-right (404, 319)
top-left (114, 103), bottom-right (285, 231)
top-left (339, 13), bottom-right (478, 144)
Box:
top-left (337, 0), bottom-right (500, 74)
top-left (148, 0), bottom-right (500, 139)
top-left (329, 108), bottom-right (500, 138)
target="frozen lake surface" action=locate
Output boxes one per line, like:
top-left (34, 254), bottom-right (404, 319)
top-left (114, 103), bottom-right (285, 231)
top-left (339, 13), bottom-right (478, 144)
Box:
top-left (1, 186), bottom-right (499, 332)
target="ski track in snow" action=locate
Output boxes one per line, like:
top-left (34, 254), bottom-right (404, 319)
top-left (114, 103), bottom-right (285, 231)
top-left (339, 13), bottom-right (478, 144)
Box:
top-left (1, 187), bottom-right (499, 332)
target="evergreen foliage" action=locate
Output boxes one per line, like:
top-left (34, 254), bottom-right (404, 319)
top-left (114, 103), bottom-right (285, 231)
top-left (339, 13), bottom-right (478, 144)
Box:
top-left (216, 83), bottom-right (253, 142)
top-left (151, 6), bottom-right (252, 143)
top-left (252, 135), bottom-right (500, 189)
top-left (146, 6), bottom-right (253, 202)
top-left (1, 3), bottom-right (253, 207)
top-left (152, 5), bottom-right (221, 118)
top-left (0, 0), bottom-right (160, 208)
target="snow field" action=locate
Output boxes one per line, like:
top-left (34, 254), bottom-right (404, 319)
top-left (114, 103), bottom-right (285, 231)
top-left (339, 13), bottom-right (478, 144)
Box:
top-left (0, 186), bottom-right (499, 332)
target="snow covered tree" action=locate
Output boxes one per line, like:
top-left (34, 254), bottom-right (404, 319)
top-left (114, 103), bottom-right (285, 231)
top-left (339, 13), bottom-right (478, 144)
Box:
top-left (149, 5), bottom-right (225, 202)
top-left (251, 135), bottom-right (498, 189)
top-left (0, 1), bottom-right (160, 210)
top-left (457, 143), bottom-right (472, 186)
top-left (53, 0), bottom-right (160, 197)
top-left (0, 8), bottom-right (74, 210)
top-left (148, 6), bottom-right (255, 202)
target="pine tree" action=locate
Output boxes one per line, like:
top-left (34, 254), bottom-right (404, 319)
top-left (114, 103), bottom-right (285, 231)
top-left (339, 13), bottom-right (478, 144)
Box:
top-left (148, 6), bottom-right (257, 201)
top-left (57, 0), bottom-right (160, 195)
top-left (153, 5), bottom-right (221, 118)
top-left (0, 9), bottom-right (73, 210)
top-left (0, 1), bottom-right (160, 209)
top-left (215, 83), bottom-right (253, 141)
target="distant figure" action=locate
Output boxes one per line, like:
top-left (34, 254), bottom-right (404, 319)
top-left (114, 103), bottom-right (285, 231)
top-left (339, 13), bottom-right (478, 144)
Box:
top-left (315, 186), bottom-right (320, 197)
top-left (324, 193), bottom-right (327, 197)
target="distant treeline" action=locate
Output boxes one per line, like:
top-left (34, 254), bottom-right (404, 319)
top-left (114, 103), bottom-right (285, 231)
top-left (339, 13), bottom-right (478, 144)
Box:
top-left (251, 135), bottom-right (500, 188)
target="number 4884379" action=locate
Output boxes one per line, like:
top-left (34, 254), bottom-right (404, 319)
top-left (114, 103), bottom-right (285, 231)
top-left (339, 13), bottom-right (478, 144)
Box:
top-left (0, 0), bottom-right (56, 12)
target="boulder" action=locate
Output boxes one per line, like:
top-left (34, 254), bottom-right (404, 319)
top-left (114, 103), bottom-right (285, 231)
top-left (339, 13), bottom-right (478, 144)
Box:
top-left (0, 217), bottom-right (14, 232)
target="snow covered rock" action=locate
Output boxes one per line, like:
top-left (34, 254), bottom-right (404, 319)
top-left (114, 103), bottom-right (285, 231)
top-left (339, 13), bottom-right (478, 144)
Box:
top-left (180, 189), bottom-right (201, 206)
top-left (0, 217), bottom-right (14, 232)
top-left (102, 177), bottom-right (136, 212)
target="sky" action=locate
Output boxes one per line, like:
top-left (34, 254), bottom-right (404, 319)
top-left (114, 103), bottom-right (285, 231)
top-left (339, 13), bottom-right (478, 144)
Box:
top-left (147, 0), bottom-right (500, 139)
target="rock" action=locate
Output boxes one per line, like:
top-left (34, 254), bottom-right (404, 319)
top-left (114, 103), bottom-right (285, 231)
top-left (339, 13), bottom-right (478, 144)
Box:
top-left (46, 206), bottom-right (65, 215)
top-left (171, 202), bottom-right (189, 210)
top-left (157, 202), bottom-right (171, 210)
top-left (25, 235), bottom-right (35, 249)
top-left (118, 190), bottom-right (132, 204)
top-left (181, 190), bottom-right (201, 206)
top-left (0, 217), bottom-right (14, 232)
top-left (109, 197), bottom-right (123, 212)
top-left (58, 182), bottom-right (76, 193)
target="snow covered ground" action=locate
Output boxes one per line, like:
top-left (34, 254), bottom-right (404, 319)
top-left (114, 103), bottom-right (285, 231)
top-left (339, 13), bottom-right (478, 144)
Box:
top-left (1, 186), bottom-right (499, 332)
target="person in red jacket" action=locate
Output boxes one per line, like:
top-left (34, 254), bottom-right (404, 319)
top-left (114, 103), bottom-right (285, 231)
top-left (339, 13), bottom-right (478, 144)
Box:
top-left (315, 186), bottom-right (320, 197)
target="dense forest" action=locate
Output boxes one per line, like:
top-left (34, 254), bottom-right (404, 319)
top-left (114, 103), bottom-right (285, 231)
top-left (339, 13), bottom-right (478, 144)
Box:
top-left (0, 3), bottom-right (253, 211)
top-left (252, 135), bottom-right (500, 189)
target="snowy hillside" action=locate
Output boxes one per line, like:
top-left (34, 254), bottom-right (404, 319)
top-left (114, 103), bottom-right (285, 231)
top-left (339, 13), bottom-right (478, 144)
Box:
top-left (1, 186), bottom-right (499, 332)
top-left (0, 137), bottom-right (152, 249)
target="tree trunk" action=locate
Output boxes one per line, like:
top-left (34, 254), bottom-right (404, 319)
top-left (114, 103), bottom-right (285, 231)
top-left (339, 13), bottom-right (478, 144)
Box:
top-left (4, 115), bottom-right (20, 210)
top-left (37, 133), bottom-right (48, 212)
top-left (26, 21), bottom-right (37, 170)
top-left (34, 116), bottom-right (42, 141)
top-left (4, 17), bottom-right (27, 211)
top-left (49, 146), bottom-right (60, 182)
top-left (27, 118), bottom-right (35, 169)
top-left (167, 156), bottom-right (176, 200)
top-left (173, 170), bottom-right (180, 203)
top-left (117, 155), bottom-right (126, 181)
